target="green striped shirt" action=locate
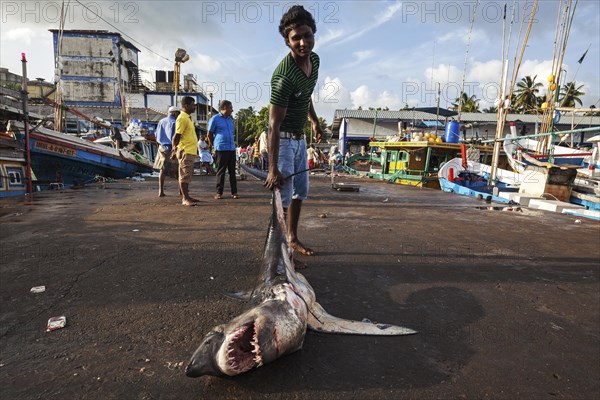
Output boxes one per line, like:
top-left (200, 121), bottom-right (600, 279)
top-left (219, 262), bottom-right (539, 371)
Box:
top-left (270, 52), bottom-right (319, 133)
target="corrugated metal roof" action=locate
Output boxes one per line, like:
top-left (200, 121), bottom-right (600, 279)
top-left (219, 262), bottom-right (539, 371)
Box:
top-left (331, 109), bottom-right (600, 133)
top-left (334, 109), bottom-right (435, 120)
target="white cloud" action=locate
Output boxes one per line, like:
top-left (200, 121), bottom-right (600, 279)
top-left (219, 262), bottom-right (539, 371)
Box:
top-left (425, 64), bottom-right (462, 85)
top-left (4, 27), bottom-right (38, 44)
top-left (319, 1), bottom-right (402, 48)
top-left (517, 59), bottom-right (555, 84)
top-left (313, 76), bottom-right (352, 118)
top-left (351, 85), bottom-right (372, 108)
top-left (189, 53), bottom-right (221, 74)
top-left (348, 85), bottom-right (402, 110)
top-left (315, 28), bottom-right (345, 49)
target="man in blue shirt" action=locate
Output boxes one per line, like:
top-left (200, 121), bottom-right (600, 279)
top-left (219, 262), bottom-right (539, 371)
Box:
top-left (208, 100), bottom-right (239, 199)
top-left (153, 106), bottom-right (180, 197)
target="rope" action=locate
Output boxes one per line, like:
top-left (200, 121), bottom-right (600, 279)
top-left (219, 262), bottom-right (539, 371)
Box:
top-left (458, 0), bottom-right (480, 121)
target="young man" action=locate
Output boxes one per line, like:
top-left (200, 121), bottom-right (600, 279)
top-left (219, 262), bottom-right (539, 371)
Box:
top-left (208, 100), bottom-right (239, 199)
top-left (154, 106), bottom-right (180, 197)
top-left (264, 5), bottom-right (324, 258)
top-left (259, 130), bottom-right (269, 170)
top-left (171, 96), bottom-right (199, 206)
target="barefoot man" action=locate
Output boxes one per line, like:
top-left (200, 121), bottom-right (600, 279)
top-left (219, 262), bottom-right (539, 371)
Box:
top-left (264, 5), bottom-right (324, 260)
top-left (154, 106), bottom-right (179, 197)
top-left (171, 96), bottom-right (199, 206)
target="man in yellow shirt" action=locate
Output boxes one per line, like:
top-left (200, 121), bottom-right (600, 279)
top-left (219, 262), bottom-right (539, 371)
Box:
top-left (171, 96), bottom-right (199, 206)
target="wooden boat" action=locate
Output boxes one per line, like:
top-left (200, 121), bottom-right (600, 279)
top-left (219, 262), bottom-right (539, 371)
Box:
top-left (8, 120), bottom-right (154, 188)
top-left (348, 140), bottom-right (499, 189)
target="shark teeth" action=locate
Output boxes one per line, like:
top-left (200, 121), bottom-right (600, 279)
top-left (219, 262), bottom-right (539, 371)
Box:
top-left (252, 324), bottom-right (263, 366)
top-left (225, 323), bottom-right (261, 372)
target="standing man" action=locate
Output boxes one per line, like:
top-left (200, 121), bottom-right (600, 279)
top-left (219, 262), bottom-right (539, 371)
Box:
top-left (264, 5), bottom-right (323, 258)
top-left (208, 100), bottom-right (239, 199)
top-left (171, 96), bottom-right (199, 206)
top-left (259, 130), bottom-right (269, 170)
top-left (154, 105), bottom-right (179, 197)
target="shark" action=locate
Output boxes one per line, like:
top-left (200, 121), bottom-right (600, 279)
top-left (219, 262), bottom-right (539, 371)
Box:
top-left (185, 189), bottom-right (416, 377)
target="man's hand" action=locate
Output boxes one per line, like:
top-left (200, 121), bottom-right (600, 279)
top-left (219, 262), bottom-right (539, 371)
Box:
top-left (264, 168), bottom-right (285, 190)
top-left (170, 148), bottom-right (177, 160)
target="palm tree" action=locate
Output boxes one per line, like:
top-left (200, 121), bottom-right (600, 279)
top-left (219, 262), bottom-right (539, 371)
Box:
top-left (452, 92), bottom-right (480, 112)
top-left (514, 75), bottom-right (543, 113)
top-left (559, 81), bottom-right (585, 108)
top-left (482, 105), bottom-right (498, 113)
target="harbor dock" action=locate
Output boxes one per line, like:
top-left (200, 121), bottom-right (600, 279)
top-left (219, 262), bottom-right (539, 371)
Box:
top-left (1, 174), bottom-right (598, 399)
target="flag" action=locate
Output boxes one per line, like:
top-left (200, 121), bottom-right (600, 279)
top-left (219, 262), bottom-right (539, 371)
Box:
top-left (577, 49), bottom-right (589, 64)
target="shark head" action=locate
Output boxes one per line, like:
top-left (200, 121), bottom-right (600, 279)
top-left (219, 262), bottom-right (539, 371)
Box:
top-left (186, 286), bottom-right (308, 377)
top-left (185, 186), bottom-right (416, 379)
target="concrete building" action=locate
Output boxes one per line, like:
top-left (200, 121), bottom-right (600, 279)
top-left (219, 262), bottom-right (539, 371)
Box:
top-left (0, 67), bottom-right (55, 101)
top-left (50, 30), bottom-right (142, 106)
top-left (0, 67), bottom-right (22, 89)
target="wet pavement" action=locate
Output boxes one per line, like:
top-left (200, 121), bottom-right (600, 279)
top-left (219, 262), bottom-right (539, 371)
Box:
top-left (0, 172), bottom-right (598, 399)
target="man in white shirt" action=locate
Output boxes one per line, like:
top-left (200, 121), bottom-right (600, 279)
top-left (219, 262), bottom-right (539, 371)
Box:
top-left (258, 130), bottom-right (268, 171)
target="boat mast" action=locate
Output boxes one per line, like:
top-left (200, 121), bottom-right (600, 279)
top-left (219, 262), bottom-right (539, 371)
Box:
top-left (489, 0), bottom-right (538, 184)
top-left (489, 3), bottom-right (510, 185)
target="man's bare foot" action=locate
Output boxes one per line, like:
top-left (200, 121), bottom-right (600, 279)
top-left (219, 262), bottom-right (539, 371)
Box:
top-left (290, 240), bottom-right (315, 256)
top-left (182, 199), bottom-right (197, 206)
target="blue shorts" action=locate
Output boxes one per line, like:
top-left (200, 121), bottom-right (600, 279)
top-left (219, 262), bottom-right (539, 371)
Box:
top-left (278, 138), bottom-right (308, 208)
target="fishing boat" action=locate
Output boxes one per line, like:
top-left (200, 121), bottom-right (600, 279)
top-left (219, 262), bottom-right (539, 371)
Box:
top-left (503, 123), bottom-right (599, 172)
top-left (353, 139), bottom-right (498, 189)
top-left (8, 120), bottom-right (154, 188)
top-left (438, 154), bottom-right (521, 203)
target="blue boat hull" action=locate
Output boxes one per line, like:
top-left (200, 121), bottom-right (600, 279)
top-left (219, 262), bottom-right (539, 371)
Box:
top-left (30, 135), bottom-right (152, 187)
top-left (439, 177), bottom-right (514, 203)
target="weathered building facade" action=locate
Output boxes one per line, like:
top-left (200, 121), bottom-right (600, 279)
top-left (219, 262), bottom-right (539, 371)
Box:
top-left (50, 30), bottom-right (142, 106)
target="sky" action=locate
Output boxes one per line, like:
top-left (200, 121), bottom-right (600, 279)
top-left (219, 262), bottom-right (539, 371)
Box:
top-left (1, 0), bottom-right (599, 124)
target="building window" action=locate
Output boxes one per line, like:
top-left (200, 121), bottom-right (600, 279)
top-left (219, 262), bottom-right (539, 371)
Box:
top-left (7, 168), bottom-right (23, 186)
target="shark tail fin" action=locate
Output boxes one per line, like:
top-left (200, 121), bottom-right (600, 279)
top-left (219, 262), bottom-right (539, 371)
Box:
top-left (307, 302), bottom-right (417, 336)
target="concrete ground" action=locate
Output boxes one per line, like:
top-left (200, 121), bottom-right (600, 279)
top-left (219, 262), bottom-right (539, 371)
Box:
top-left (0, 172), bottom-right (598, 399)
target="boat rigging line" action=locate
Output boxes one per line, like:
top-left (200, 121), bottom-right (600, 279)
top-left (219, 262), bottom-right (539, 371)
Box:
top-left (457, 0), bottom-right (479, 122)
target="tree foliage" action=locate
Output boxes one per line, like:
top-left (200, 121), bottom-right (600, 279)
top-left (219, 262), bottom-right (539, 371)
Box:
top-left (452, 92), bottom-right (480, 112)
top-left (514, 75), bottom-right (543, 114)
top-left (559, 81), bottom-right (585, 108)
top-left (233, 105), bottom-right (327, 145)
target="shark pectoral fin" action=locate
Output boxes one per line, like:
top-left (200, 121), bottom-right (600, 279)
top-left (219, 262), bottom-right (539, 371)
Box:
top-left (307, 302), bottom-right (417, 336)
top-left (222, 290), bottom-right (253, 302)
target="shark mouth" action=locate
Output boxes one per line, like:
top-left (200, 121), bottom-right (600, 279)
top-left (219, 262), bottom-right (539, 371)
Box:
top-left (226, 323), bottom-right (263, 373)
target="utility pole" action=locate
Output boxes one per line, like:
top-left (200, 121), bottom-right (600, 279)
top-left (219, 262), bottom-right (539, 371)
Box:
top-left (21, 53), bottom-right (33, 196)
